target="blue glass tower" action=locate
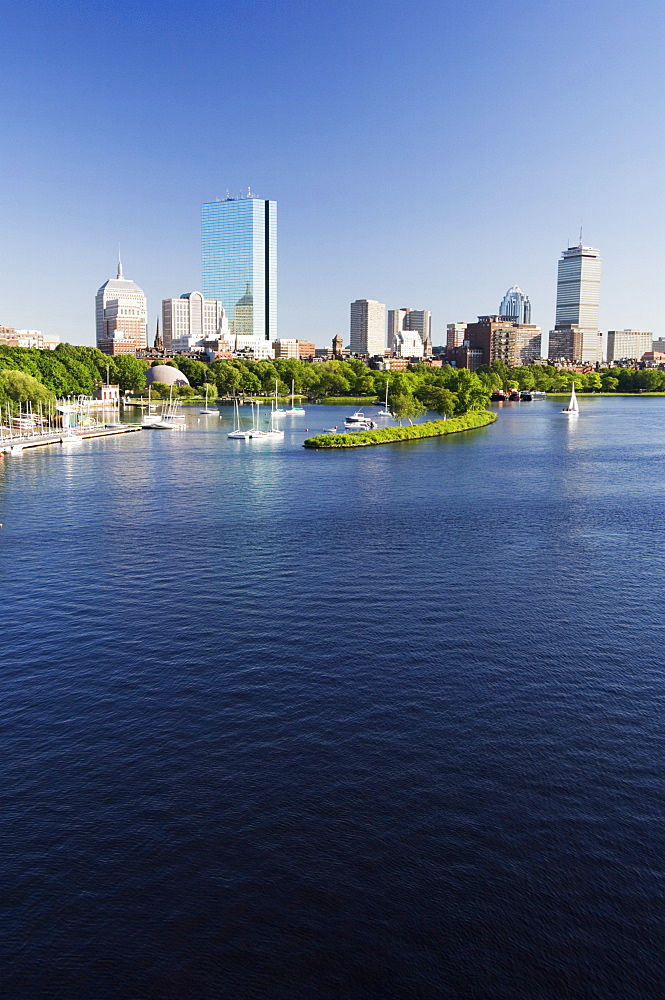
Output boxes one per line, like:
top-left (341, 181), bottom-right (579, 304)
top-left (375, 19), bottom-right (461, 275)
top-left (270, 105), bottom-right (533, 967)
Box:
top-left (201, 197), bottom-right (277, 340)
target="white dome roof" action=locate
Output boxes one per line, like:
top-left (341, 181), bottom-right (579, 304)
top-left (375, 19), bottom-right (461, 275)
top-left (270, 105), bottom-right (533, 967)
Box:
top-left (145, 365), bottom-right (190, 387)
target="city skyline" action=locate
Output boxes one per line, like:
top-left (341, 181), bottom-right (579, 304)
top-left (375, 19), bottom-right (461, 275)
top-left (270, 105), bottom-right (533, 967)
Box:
top-left (2, 1), bottom-right (665, 347)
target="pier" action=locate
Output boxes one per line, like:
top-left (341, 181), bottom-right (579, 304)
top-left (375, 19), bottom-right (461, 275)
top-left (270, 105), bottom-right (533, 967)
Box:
top-left (1, 424), bottom-right (142, 454)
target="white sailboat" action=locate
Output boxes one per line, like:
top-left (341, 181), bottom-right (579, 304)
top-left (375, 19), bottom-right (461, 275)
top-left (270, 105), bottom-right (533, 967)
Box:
top-left (273, 379), bottom-right (287, 414)
top-left (199, 384), bottom-right (219, 415)
top-left (377, 382), bottom-right (391, 416)
top-left (227, 398), bottom-right (252, 438)
top-left (258, 398), bottom-right (284, 438)
top-left (143, 389), bottom-right (186, 429)
top-left (562, 382), bottom-right (580, 415)
top-left (285, 380), bottom-right (306, 415)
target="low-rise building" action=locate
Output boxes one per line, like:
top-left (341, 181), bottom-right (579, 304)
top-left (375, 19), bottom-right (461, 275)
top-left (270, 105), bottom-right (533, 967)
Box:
top-left (297, 340), bottom-right (316, 360)
top-left (273, 339), bottom-right (299, 359)
top-left (0, 327), bottom-right (59, 349)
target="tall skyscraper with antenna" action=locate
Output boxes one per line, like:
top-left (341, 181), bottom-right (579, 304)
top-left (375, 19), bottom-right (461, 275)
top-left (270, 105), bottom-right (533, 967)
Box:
top-left (95, 255), bottom-right (148, 355)
top-left (549, 243), bottom-right (602, 362)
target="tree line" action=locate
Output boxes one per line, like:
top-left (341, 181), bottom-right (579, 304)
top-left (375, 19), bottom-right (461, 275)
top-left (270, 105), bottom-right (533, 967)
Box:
top-left (1, 343), bottom-right (664, 414)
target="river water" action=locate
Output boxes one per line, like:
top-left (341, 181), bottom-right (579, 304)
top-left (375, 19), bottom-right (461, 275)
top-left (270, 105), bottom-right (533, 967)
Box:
top-left (1, 397), bottom-right (663, 999)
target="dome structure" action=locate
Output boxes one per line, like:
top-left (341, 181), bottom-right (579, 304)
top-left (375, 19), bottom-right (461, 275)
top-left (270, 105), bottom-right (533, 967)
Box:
top-left (145, 364), bottom-right (190, 387)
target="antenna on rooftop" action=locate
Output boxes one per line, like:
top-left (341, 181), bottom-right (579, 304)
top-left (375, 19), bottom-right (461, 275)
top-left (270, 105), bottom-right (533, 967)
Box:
top-left (579, 221), bottom-right (583, 247)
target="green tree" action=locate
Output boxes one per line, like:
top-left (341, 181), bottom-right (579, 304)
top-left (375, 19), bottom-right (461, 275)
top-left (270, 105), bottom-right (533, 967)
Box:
top-left (113, 355), bottom-right (148, 391)
top-left (0, 369), bottom-right (55, 410)
top-left (172, 356), bottom-right (210, 388)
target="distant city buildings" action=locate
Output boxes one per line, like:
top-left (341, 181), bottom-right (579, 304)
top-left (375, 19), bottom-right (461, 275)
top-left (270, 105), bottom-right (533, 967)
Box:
top-left (201, 195), bottom-right (277, 342)
top-left (350, 299), bottom-right (386, 356)
top-left (387, 308), bottom-right (432, 358)
top-left (549, 244), bottom-right (602, 364)
top-left (606, 330), bottom-right (653, 363)
top-left (162, 292), bottom-right (228, 352)
top-left (0, 327), bottom-right (59, 349)
top-left (96, 258), bottom-right (147, 356)
top-left (450, 316), bottom-right (542, 369)
top-left (499, 286), bottom-right (531, 325)
top-left (446, 322), bottom-right (471, 354)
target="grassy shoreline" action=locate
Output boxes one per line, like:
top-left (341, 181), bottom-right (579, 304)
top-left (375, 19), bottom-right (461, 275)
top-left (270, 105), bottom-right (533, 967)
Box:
top-left (304, 411), bottom-right (496, 449)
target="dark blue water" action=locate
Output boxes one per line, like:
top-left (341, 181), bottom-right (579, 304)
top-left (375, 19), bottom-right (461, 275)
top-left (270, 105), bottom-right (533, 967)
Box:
top-left (1, 397), bottom-right (664, 999)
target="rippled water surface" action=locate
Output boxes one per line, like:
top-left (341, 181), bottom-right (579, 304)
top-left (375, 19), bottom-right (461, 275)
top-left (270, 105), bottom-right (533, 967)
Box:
top-left (1, 397), bottom-right (664, 999)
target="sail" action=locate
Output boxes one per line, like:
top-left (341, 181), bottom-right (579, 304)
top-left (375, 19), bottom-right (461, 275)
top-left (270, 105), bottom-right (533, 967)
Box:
top-left (569, 383), bottom-right (579, 412)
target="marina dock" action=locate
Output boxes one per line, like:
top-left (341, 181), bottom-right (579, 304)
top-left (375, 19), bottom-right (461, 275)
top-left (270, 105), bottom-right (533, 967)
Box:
top-left (1, 424), bottom-right (142, 454)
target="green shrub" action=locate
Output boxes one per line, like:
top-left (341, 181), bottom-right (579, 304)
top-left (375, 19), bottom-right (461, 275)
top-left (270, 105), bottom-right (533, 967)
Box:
top-left (303, 411), bottom-right (496, 448)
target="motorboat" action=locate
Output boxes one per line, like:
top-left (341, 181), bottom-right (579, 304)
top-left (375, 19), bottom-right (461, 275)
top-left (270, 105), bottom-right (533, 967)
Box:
top-left (345, 410), bottom-right (377, 429)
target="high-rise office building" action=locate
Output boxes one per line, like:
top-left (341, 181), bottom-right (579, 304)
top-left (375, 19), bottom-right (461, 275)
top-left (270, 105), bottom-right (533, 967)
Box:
top-left (96, 258), bottom-right (147, 355)
top-left (550, 244), bottom-right (602, 363)
top-left (388, 308), bottom-right (432, 357)
top-left (350, 299), bottom-right (386, 355)
top-left (499, 286), bottom-right (531, 325)
top-left (162, 292), bottom-right (227, 352)
top-left (606, 330), bottom-right (653, 363)
top-left (201, 196), bottom-right (277, 341)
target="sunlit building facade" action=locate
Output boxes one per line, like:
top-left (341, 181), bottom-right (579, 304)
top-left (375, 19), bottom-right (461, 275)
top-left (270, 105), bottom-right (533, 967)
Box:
top-left (606, 329), bottom-right (653, 363)
top-left (350, 299), bottom-right (386, 355)
top-left (201, 197), bottom-right (277, 341)
top-left (388, 308), bottom-right (432, 357)
top-left (550, 244), bottom-right (602, 363)
top-left (96, 258), bottom-right (148, 356)
top-left (162, 291), bottom-right (227, 352)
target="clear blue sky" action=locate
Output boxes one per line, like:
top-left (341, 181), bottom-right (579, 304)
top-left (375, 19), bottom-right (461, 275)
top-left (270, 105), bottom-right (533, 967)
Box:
top-left (1, 0), bottom-right (664, 348)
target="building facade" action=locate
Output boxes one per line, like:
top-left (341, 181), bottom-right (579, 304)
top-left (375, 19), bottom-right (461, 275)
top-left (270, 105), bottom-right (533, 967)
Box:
top-left (201, 196), bottom-right (277, 342)
top-left (388, 308), bottom-right (432, 357)
top-left (551, 244), bottom-right (602, 363)
top-left (162, 291), bottom-right (227, 352)
top-left (96, 259), bottom-right (148, 356)
top-left (606, 329), bottom-right (653, 363)
top-left (273, 339), bottom-right (299, 359)
top-left (446, 322), bottom-right (471, 354)
top-left (499, 286), bottom-right (531, 325)
top-left (457, 316), bottom-right (542, 368)
top-left (0, 327), bottom-right (59, 349)
top-left (350, 299), bottom-right (386, 355)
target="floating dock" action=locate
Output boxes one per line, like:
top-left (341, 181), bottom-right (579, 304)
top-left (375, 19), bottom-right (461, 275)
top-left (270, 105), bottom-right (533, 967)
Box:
top-left (1, 425), bottom-right (142, 454)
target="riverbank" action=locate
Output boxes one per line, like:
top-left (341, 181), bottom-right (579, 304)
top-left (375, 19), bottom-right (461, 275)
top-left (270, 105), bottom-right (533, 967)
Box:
top-left (303, 410), bottom-right (496, 448)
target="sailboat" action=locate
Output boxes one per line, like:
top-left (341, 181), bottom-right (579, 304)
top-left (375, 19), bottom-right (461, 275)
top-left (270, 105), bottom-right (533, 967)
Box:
top-left (285, 380), bottom-right (306, 415)
top-left (258, 396), bottom-right (285, 438)
top-left (273, 379), bottom-right (287, 414)
top-left (227, 398), bottom-right (251, 438)
top-left (377, 382), bottom-right (391, 416)
top-left (199, 384), bottom-right (219, 415)
top-left (562, 382), bottom-right (580, 415)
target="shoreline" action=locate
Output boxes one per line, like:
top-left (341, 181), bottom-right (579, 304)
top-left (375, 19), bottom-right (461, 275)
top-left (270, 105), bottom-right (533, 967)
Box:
top-left (303, 411), bottom-right (496, 449)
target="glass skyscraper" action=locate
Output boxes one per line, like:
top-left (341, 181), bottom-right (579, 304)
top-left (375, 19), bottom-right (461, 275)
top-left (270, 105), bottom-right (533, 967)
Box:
top-left (201, 197), bottom-right (277, 341)
top-left (499, 286), bottom-right (531, 325)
